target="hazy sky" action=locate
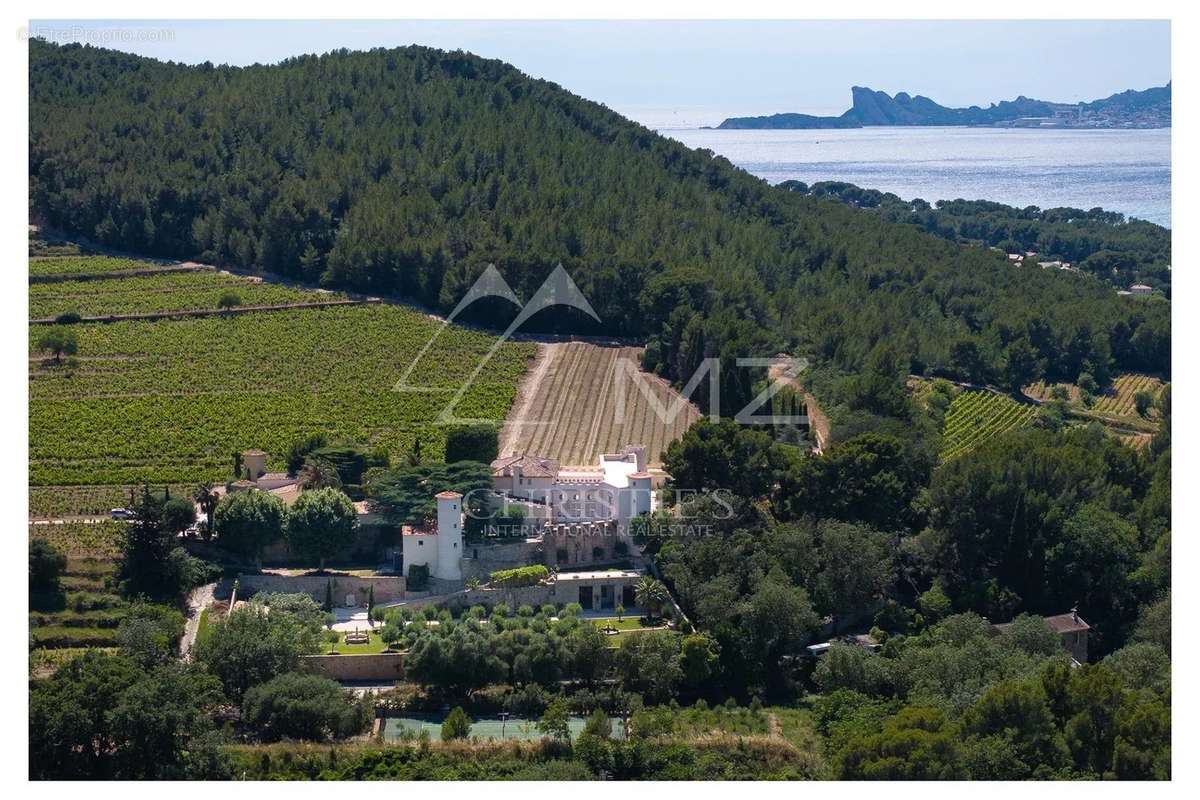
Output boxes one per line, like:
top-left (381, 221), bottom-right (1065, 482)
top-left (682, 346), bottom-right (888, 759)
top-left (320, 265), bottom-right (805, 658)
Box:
top-left (29, 19), bottom-right (1171, 127)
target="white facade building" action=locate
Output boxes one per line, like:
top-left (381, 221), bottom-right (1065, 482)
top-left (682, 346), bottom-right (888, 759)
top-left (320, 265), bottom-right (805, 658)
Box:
top-left (401, 491), bottom-right (464, 582)
top-left (490, 444), bottom-right (656, 529)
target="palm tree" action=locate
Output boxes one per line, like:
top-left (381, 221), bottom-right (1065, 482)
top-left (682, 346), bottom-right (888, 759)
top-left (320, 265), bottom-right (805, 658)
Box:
top-left (193, 482), bottom-right (219, 540)
top-left (298, 456), bottom-right (342, 490)
top-left (634, 576), bottom-right (669, 620)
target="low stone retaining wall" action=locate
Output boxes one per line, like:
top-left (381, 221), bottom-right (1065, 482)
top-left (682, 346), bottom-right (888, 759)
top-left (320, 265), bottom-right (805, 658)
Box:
top-left (445, 571), bottom-right (642, 613)
top-left (237, 573), bottom-right (405, 607)
top-left (300, 652), bottom-right (405, 682)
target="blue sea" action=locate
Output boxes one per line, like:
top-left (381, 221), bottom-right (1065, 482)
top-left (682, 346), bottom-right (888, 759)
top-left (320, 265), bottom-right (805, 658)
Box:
top-left (658, 125), bottom-right (1171, 227)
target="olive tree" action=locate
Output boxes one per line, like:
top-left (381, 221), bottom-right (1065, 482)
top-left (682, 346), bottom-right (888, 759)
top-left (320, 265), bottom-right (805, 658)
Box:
top-left (36, 326), bottom-right (78, 364)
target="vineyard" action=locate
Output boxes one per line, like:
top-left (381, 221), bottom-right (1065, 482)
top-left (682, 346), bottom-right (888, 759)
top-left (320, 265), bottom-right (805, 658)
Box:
top-left (1025, 372), bottom-right (1166, 425)
top-left (30, 269), bottom-right (345, 318)
top-left (28, 255), bottom-right (178, 277)
top-left (30, 303), bottom-right (534, 486)
top-left (29, 485), bottom-right (195, 519)
top-left (1092, 374), bottom-right (1166, 419)
top-left (28, 521), bottom-right (127, 558)
top-left (499, 342), bottom-right (700, 467)
top-left (940, 390), bottom-right (1039, 461)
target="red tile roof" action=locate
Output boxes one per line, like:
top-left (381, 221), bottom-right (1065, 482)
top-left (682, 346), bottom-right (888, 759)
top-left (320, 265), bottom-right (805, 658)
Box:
top-left (1042, 612), bottom-right (1090, 634)
top-left (490, 454), bottom-right (559, 478)
top-left (993, 610), bottom-right (1089, 635)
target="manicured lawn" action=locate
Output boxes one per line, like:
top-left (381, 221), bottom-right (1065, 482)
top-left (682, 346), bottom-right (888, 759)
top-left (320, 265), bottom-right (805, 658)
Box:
top-left (325, 629), bottom-right (391, 655)
top-left (590, 616), bottom-right (660, 632)
top-left (589, 616), bottom-right (677, 643)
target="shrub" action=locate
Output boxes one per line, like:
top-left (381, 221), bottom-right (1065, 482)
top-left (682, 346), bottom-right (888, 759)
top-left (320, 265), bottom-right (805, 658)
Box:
top-left (1134, 390), bottom-right (1154, 417)
top-left (117, 602), bottom-right (187, 668)
top-left (30, 537), bottom-right (67, 593)
top-left (441, 706), bottom-right (472, 741)
top-left (538, 698), bottom-right (572, 743)
top-left (582, 708), bottom-right (612, 740)
top-left (407, 563), bottom-right (430, 590)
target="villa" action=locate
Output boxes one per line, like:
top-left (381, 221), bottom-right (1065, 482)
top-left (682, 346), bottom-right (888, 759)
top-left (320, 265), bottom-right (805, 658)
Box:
top-left (489, 443), bottom-right (657, 529)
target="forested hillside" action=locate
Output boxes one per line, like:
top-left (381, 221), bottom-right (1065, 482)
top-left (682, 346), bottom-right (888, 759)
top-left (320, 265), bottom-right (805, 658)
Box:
top-left (29, 40), bottom-right (1169, 421)
top-left (787, 181), bottom-right (1172, 294)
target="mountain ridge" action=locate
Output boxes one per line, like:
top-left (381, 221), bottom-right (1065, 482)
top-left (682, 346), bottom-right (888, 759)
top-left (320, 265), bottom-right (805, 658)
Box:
top-left (717, 82), bottom-right (1171, 129)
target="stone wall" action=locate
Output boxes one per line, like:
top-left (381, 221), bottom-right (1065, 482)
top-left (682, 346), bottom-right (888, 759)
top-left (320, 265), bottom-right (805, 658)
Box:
top-left (459, 527), bottom-right (630, 581)
top-left (443, 572), bottom-right (642, 613)
top-left (447, 583), bottom-right (563, 611)
top-left (238, 573), bottom-right (405, 607)
top-left (259, 523), bottom-right (396, 564)
top-left (300, 653), bottom-right (405, 682)
top-left (544, 521), bottom-right (629, 569)
top-left (461, 538), bottom-right (543, 581)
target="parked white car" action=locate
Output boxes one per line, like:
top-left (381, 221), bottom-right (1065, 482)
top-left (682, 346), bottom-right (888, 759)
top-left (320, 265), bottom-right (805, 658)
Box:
top-left (109, 508), bottom-right (131, 520)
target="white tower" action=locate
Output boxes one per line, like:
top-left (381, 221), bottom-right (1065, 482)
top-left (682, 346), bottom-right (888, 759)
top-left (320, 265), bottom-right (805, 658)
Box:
top-left (433, 491), bottom-right (463, 581)
top-left (629, 473), bottom-right (653, 517)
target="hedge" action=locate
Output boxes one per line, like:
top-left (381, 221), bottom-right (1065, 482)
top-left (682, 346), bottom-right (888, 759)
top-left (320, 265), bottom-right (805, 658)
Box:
top-left (488, 565), bottom-right (550, 588)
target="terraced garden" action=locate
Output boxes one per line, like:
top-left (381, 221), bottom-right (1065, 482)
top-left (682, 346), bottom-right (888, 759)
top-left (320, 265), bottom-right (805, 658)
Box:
top-left (30, 269), bottom-right (346, 318)
top-left (29, 272), bottom-right (534, 487)
top-left (26, 505), bottom-right (181, 676)
top-left (28, 554), bottom-right (126, 674)
top-left (939, 390), bottom-right (1039, 461)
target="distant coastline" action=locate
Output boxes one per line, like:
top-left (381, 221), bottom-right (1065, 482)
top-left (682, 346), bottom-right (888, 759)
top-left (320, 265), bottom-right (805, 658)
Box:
top-left (714, 83), bottom-right (1171, 130)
